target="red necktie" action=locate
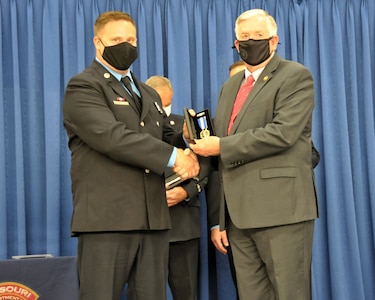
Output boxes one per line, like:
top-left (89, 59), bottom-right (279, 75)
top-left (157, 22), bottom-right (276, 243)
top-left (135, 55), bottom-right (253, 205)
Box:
top-left (227, 75), bottom-right (255, 134)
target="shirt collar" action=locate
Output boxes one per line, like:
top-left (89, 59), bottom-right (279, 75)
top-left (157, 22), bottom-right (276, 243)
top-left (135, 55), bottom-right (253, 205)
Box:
top-left (95, 57), bottom-right (134, 82)
top-left (244, 52), bottom-right (274, 82)
top-left (245, 67), bottom-right (264, 82)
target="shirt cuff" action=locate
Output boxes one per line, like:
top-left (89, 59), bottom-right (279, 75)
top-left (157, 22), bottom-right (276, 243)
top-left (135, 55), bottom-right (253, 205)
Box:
top-left (182, 134), bottom-right (190, 147)
top-left (167, 147), bottom-right (177, 167)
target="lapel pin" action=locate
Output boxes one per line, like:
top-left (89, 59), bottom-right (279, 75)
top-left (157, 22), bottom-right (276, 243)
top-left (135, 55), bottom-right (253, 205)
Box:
top-left (263, 75), bottom-right (269, 82)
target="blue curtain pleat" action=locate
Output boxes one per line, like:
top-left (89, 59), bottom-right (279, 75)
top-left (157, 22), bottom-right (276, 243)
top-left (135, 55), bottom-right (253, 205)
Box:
top-left (137, 0), bottom-right (165, 79)
top-left (10, 0), bottom-right (28, 256)
top-left (0, 1), bottom-right (6, 259)
top-left (165, 0), bottom-right (194, 114)
top-left (1, 1), bottom-right (375, 299)
top-left (344, 3), bottom-right (370, 298)
top-left (359, 4), bottom-right (375, 267)
top-left (24, 0), bottom-right (48, 256)
top-left (0, 0), bottom-right (7, 260)
top-left (207, 0), bottom-right (237, 114)
top-left (129, 1), bottom-right (146, 78)
top-left (42, 0), bottom-right (62, 255)
top-left (287, 2), bottom-right (302, 62)
top-left (351, 2), bottom-right (375, 299)
top-left (183, 0), bottom-right (206, 111)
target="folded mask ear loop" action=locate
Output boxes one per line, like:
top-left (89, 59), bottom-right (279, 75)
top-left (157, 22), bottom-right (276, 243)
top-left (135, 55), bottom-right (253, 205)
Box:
top-left (98, 38), bottom-right (107, 56)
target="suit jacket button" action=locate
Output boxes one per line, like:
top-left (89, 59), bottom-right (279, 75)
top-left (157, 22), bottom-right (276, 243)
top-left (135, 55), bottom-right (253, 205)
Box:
top-left (140, 121), bottom-right (145, 127)
top-left (145, 169), bottom-right (150, 173)
top-left (156, 121), bottom-right (160, 126)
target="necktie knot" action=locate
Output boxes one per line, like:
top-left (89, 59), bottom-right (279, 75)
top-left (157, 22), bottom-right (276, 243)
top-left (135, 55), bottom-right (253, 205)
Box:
top-left (122, 76), bottom-right (131, 85)
top-left (244, 74), bottom-right (255, 87)
top-left (121, 76), bottom-right (135, 95)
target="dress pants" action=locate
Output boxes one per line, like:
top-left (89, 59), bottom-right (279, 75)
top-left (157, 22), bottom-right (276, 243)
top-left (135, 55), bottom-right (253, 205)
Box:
top-left (77, 230), bottom-right (169, 300)
top-left (168, 238), bottom-right (199, 300)
top-left (228, 219), bottom-right (314, 300)
top-left (227, 244), bottom-right (240, 300)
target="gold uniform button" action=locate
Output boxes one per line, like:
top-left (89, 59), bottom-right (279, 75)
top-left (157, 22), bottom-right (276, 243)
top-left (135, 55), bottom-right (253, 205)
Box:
top-left (145, 169), bottom-right (150, 173)
top-left (140, 121), bottom-right (145, 127)
top-left (156, 121), bottom-right (160, 126)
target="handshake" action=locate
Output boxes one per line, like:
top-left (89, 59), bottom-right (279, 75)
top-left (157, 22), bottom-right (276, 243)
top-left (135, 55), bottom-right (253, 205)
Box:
top-left (172, 148), bottom-right (200, 180)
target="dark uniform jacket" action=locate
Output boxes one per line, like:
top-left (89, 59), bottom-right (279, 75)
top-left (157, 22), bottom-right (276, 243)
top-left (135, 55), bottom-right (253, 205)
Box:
top-left (63, 60), bottom-right (186, 235)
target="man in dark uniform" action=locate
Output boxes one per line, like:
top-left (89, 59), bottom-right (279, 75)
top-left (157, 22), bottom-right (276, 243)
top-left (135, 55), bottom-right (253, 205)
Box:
top-left (63, 12), bottom-right (199, 300)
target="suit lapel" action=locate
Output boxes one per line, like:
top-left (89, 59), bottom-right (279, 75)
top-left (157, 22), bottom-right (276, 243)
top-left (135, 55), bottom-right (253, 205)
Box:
top-left (228, 54), bottom-right (281, 134)
top-left (218, 72), bottom-right (244, 136)
top-left (91, 61), bottom-right (144, 116)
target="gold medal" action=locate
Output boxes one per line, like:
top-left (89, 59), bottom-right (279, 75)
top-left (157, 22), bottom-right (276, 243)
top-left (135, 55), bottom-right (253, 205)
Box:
top-left (200, 128), bottom-right (210, 138)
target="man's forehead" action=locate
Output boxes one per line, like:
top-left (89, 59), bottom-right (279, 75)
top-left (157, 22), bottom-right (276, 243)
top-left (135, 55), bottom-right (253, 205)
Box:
top-left (100, 20), bottom-right (135, 32)
top-left (239, 16), bottom-right (266, 27)
top-left (238, 18), bottom-right (268, 33)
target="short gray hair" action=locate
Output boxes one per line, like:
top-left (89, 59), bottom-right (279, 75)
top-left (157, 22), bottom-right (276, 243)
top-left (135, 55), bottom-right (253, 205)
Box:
top-left (235, 9), bottom-right (277, 38)
top-left (145, 76), bottom-right (173, 92)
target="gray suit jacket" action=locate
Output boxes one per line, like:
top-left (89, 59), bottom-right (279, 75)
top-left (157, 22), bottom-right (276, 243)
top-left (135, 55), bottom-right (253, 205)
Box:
top-left (63, 60), bottom-right (186, 235)
top-left (214, 54), bottom-right (318, 229)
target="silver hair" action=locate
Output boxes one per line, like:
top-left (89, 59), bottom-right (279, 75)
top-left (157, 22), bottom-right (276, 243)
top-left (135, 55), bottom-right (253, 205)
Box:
top-left (235, 9), bottom-right (277, 38)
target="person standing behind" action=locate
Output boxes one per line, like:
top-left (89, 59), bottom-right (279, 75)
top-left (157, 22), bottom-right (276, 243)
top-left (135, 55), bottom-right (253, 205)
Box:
top-left (229, 60), bottom-right (248, 77)
top-left (191, 9), bottom-right (318, 300)
top-left (145, 75), bottom-right (211, 300)
top-left (63, 11), bottom-right (199, 300)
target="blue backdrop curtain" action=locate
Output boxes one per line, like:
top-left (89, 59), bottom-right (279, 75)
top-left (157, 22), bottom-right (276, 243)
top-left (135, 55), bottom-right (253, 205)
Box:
top-left (1, 0), bottom-right (374, 299)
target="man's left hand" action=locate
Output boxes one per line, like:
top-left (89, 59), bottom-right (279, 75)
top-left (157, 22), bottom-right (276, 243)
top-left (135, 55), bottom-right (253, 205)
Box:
top-left (190, 136), bottom-right (220, 157)
top-left (166, 186), bottom-right (188, 207)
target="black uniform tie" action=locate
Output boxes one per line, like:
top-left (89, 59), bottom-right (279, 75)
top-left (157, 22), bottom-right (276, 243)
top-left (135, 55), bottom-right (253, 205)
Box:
top-left (121, 76), bottom-right (142, 113)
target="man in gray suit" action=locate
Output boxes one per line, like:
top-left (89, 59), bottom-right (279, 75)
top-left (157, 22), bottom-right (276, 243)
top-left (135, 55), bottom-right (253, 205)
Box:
top-left (146, 76), bottom-right (212, 300)
top-left (190, 9), bottom-right (318, 300)
top-left (224, 60), bottom-right (321, 300)
top-left (63, 11), bottom-right (199, 300)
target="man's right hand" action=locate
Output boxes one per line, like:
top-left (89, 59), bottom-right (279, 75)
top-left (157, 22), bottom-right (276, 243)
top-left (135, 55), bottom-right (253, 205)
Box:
top-left (211, 228), bottom-right (229, 255)
top-left (173, 148), bottom-right (200, 180)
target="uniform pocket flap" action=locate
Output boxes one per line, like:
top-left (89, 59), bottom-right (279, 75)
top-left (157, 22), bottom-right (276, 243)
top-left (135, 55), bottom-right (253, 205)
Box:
top-left (260, 167), bottom-right (297, 179)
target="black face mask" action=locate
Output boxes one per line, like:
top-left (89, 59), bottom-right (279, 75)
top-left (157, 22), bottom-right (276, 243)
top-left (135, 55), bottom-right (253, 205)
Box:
top-left (100, 40), bottom-right (138, 70)
top-left (238, 37), bottom-right (272, 66)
